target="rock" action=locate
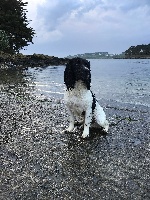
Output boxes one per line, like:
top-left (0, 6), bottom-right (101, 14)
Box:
top-left (0, 51), bottom-right (69, 69)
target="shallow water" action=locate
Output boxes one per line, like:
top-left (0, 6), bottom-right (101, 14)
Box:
top-left (26, 59), bottom-right (150, 106)
top-left (1, 59), bottom-right (150, 106)
top-left (90, 59), bottom-right (150, 106)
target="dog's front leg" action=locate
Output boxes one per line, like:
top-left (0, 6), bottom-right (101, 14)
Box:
top-left (66, 108), bottom-right (75, 132)
top-left (82, 108), bottom-right (92, 138)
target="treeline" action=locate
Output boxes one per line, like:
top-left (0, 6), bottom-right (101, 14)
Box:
top-left (0, 52), bottom-right (69, 69)
top-left (0, 0), bottom-right (35, 54)
top-left (125, 44), bottom-right (150, 58)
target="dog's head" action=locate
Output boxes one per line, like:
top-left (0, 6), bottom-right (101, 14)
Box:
top-left (64, 57), bottom-right (91, 90)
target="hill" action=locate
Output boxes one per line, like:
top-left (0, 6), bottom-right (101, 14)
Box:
top-left (125, 44), bottom-right (150, 58)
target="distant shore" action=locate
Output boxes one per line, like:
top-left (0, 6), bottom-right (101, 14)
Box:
top-left (0, 52), bottom-right (69, 69)
top-left (66, 51), bottom-right (150, 59)
top-left (1, 52), bottom-right (150, 70)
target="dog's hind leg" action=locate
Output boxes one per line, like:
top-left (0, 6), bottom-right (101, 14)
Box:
top-left (82, 108), bottom-right (92, 138)
top-left (66, 108), bottom-right (75, 132)
top-left (94, 102), bottom-right (109, 132)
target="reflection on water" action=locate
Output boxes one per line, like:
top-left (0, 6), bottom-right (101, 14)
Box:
top-left (27, 66), bottom-right (65, 99)
top-left (0, 59), bottom-right (150, 106)
top-left (90, 59), bottom-right (150, 106)
top-left (0, 69), bottom-right (34, 100)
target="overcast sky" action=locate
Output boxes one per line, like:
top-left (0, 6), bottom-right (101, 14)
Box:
top-left (21, 0), bottom-right (150, 57)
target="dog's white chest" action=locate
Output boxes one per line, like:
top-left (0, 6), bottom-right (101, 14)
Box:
top-left (64, 81), bottom-right (92, 115)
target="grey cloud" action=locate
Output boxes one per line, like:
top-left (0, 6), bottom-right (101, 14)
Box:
top-left (24, 0), bottom-right (150, 57)
top-left (37, 0), bottom-right (81, 31)
top-left (36, 0), bottom-right (105, 31)
top-left (119, 0), bottom-right (150, 13)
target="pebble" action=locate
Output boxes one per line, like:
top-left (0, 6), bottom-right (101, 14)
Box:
top-left (0, 90), bottom-right (150, 200)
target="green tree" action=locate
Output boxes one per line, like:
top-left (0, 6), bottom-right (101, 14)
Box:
top-left (0, 0), bottom-right (35, 54)
top-left (0, 30), bottom-right (10, 51)
top-left (125, 44), bottom-right (150, 58)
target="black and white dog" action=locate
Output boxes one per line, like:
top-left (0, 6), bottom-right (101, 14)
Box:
top-left (64, 57), bottom-right (109, 138)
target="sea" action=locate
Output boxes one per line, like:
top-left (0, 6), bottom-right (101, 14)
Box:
top-left (1, 59), bottom-right (150, 107)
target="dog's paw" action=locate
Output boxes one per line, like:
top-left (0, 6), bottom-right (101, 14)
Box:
top-left (103, 120), bottom-right (109, 132)
top-left (65, 126), bottom-right (74, 132)
top-left (103, 127), bottom-right (108, 133)
top-left (61, 129), bottom-right (66, 134)
top-left (82, 130), bottom-right (89, 138)
top-left (61, 128), bottom-right (74, 134)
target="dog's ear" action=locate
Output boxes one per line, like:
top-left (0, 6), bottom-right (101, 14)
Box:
top-left (83, 59), bottom-right (91, 90)
top-left (64, 61), bottom-right (76, 90)
top-left (74, 58), bottom-right (91, 90)
top-left (83, 59), bottom-right (90, 70)
top-left (83, 65), bottom-right (91, 90)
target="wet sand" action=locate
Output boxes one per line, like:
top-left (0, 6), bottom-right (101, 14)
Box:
top-left (0, 92), bottom-right (149, 200)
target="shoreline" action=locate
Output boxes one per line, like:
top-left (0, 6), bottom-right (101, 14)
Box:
top-left (1, 52), bottom-right (150, 70)
top-left (0, 52), bottom-right (69, 69)
top-left (1, 92), bottom-right (149, 199)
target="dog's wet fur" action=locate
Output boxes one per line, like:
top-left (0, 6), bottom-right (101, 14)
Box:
top-left (64, 57), bottom-right (109, 138)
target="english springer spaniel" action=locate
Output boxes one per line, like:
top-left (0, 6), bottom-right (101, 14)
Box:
top-left (64, 57), bottom-right (109, 138)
